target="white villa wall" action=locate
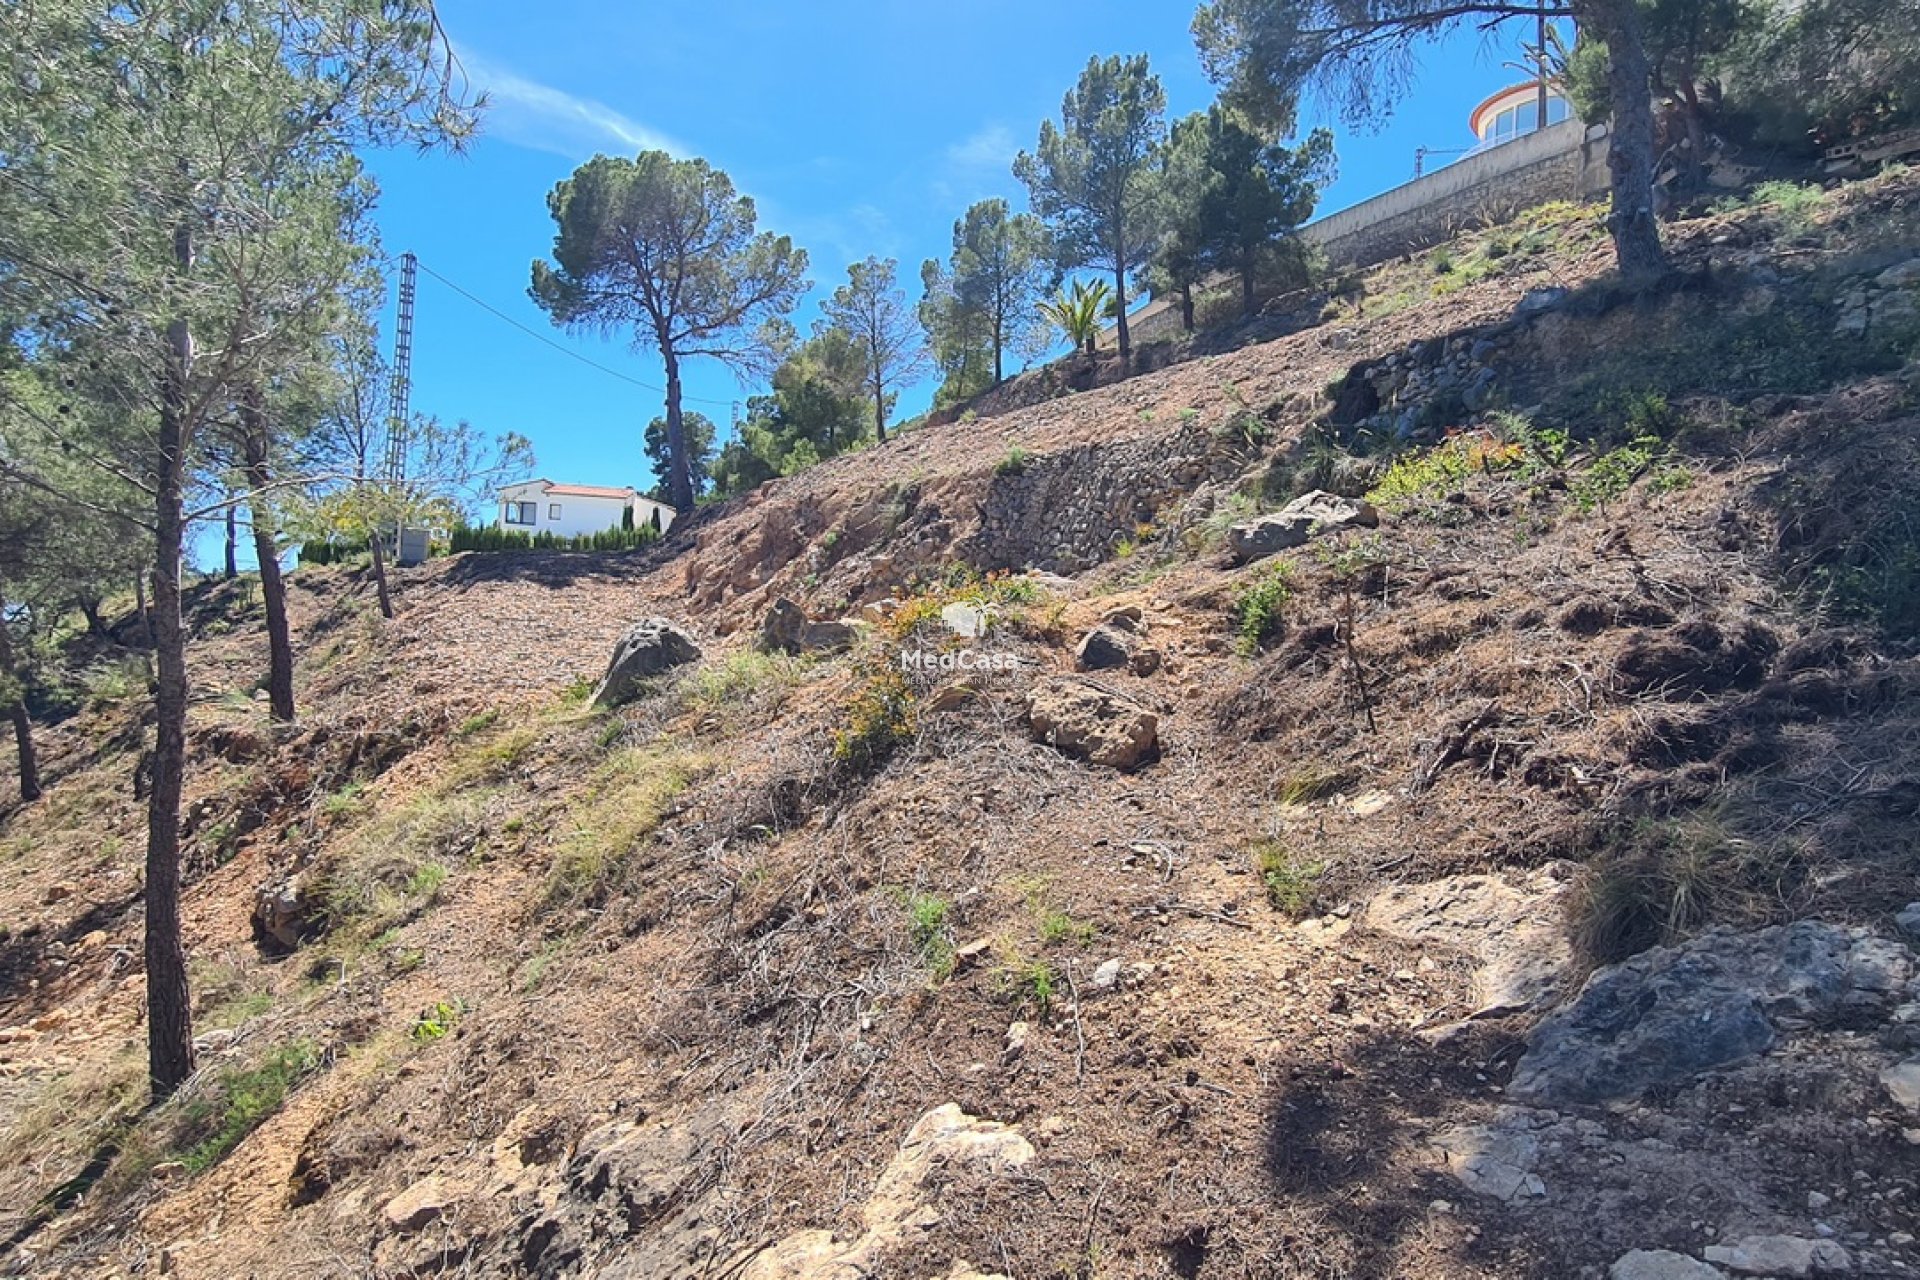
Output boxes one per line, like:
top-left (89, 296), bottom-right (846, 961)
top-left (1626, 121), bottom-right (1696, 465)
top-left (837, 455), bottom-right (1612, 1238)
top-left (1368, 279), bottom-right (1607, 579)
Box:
top-left (498, 484), bottom-right (629, 539)
top-left (495, 482), bottom-right (680, 539)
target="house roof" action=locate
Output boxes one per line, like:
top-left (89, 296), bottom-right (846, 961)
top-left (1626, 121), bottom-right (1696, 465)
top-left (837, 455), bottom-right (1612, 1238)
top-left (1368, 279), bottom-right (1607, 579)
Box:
top-left (501, 478), bottom-right (637, 499)
top-left (543, 482), bottom-right (637, 499)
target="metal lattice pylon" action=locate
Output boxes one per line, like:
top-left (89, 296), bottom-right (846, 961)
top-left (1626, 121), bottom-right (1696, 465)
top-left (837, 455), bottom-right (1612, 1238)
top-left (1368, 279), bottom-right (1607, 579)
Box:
top-left (385, 251), bottom-right (417, 483)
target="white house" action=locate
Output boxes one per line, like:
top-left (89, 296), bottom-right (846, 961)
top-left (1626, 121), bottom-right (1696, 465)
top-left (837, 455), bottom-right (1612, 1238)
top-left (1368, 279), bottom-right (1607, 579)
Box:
top-left (495, 479), bottom-right (677, 539)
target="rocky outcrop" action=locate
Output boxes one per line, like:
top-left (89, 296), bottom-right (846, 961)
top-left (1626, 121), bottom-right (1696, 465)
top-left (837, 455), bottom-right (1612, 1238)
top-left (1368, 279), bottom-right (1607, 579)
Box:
top-left (740, 1104), bottom-right (1030, 1280)
top-left (1226, 490), bottom-right (1378, 563)
top-left (1835, 255), bottom-right (1920, 336)
top-left (758, 597), bottom-right (858, 655)
top-left (592, 619), bottom-right (702, 708)
top-left (1510, 922), bottom-right (1914, 1105)
top-left (1364, 866), bottom-right (1574, 1021)
top-left (1026, 678), bottom-right (1159, 771)
top-left (251, 875), bottom-right (322, 954)
top-left (1429, 1111), bottom-right (1551, 1202)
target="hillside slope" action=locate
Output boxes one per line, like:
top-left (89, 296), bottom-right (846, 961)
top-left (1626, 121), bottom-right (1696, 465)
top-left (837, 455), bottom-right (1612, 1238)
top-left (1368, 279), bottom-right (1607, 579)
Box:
top-left (4, 174), bottom-right (1920, 1280)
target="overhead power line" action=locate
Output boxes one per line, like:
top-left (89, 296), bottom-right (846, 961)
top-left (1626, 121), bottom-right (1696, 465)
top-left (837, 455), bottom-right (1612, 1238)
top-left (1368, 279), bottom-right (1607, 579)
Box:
top-left (409, 258), bottom-right (738, 407)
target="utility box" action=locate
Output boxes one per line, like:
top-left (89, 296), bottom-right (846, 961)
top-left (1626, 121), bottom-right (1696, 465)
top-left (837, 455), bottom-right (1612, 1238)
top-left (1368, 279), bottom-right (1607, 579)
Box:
top-left (397, 527), bottom-right (431, 567)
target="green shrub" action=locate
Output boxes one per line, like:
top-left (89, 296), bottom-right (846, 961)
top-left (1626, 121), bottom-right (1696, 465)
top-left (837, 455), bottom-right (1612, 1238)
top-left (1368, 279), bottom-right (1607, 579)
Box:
top-left (832, 669), bottom-right (916, 772)
top-left (1253, 842), bottom-right (1323, 918)
top-left (1571, 436), bottom-right (1663, 512)
top-left (995, 957), bottom-right (1057, 1020)
top-left (410, 998), bottom-right (466, 1042)
top-left (178, 1040), bottom-right (319, 1172)
top-left (1039, 907), bottom-right (1096, 947)
top-left (995, 445), bottom-right (1032, 476)
top-left (905, 893), bottom-right (955, 977)
top-left (296, 538), bottom-right (370, 567)
top-left (1714, 180), bottom-right (1826, 233)
top-left (1231, 561), bottom-right (1296, 656)
top-left (449, 522), bottom-right (660, 555)
top-left (454, 708), bottom-right (499, 737)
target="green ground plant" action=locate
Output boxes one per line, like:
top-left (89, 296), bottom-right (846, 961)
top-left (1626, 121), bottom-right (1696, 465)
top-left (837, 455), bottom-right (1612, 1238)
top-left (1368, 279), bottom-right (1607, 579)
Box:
top-left (1231, 560), bottom-right (1296, 655)
top-left (1253, 841), bottom-right (1324, 918)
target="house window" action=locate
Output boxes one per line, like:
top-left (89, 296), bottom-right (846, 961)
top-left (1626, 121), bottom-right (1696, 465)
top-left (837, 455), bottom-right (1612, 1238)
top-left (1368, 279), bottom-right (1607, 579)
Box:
top-left (549, 503), bottom-right (562, 520)
top-left (504, 501), bottom-right (536, 526)
top-left (1547, 96), bottom-right (1570, 126)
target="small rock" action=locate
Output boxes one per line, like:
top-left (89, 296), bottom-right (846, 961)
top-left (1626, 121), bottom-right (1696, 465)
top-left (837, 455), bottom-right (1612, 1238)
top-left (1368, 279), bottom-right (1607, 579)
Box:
top-left (1609, 1250), bottom-right (1728, 1280)
top-left (1874, 258), bottom-right (1920, 290)
top-left (1430, 1117), bottom-right (1547, 1203)
top-left (1880, 1058), bottom-right (1920, 1115)
top-left (1518, 286), bottom-right (1569, 314)
top-left (1896, 902), bottom-right (1920, 942)
top-left (925, 682), bottom-right (981, 714)
top-left (1002, 1022), bottom-right (1031, 1062)
top-left (951, 938), bottom-right (994, 973)
top-left (42, 882), bottom-right (76, 905)
top-left (1074, 624), bottom-right (1159, 676)
top-left (1808, 1191), bottom-right (1832, 1211)
top-left (759, 597), bottom-right (858, 655)
top-left (1090, 959), bottom-right (1122, 990)
top-left (1702, 1234), bottom-right (1850, 1277)
top-left (382, 1175), bottom-right (455, 1233)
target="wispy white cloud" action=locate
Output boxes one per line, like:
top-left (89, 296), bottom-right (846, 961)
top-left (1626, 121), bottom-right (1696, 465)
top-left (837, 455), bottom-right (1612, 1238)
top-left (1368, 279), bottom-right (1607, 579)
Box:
top-left (458, 46), bottom-right (684, 159)
top-left (931, 121), bottom-right (1023, 208)
top-left (945, 123), bottom-right (1017, 173)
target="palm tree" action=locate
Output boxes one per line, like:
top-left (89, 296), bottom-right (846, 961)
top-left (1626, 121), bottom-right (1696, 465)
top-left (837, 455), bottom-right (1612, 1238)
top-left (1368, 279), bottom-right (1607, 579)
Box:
top-left (1038, 278), bottom-right (1114, 356)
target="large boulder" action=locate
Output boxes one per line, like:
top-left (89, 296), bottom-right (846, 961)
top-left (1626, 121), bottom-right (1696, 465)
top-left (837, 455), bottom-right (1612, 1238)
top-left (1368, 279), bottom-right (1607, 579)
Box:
top-left (592, 618), bottom-right (702, 708)
top-left (1026, 678), bottom-right (1159, 771)
top-left (1226, 490), bottom-right (1378, 563)
top-left (1510, 921), bottom-right (1913, 1105)
top-left (759, 597), bottom-right (858, 656)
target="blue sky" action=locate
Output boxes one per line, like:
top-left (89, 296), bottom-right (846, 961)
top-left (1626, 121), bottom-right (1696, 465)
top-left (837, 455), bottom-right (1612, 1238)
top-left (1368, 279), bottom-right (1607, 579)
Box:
top-left (358, 2), bottom-right (1548, 500)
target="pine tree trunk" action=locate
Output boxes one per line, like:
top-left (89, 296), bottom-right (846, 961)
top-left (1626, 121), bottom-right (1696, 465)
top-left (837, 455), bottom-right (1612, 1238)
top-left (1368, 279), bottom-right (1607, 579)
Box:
top-left (223, 502), bottom-right (237, 581)
top-left (241, 398), bottom-right (294, 723)
top-left (147, 313), bottom-right (197, 1099)
top-left (662, 346), bottom-right (694, 513)
top-left (1241, 254), bottom-right (1257, 318)
top-left (1112, 261), bottom-right (1131, 365)
top-left (0, 583), bottom-right (40, 804)
top-left (1585, 0), bottom-right (1668, 282)
top-left (1181, 284), bottom-right (1195, 333)
top-left (368, 517), bottom-right (395, 620)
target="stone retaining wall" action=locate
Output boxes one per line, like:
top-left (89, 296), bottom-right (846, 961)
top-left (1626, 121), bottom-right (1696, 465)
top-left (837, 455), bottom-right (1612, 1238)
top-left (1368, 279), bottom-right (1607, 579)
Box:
top-left (1303, 120), bottom-right (1612, 270)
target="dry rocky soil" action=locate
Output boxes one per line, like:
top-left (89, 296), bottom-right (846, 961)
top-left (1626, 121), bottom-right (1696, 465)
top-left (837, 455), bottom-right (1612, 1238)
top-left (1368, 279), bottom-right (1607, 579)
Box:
top-left (6, 174), bottom-right (1920, 1279)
